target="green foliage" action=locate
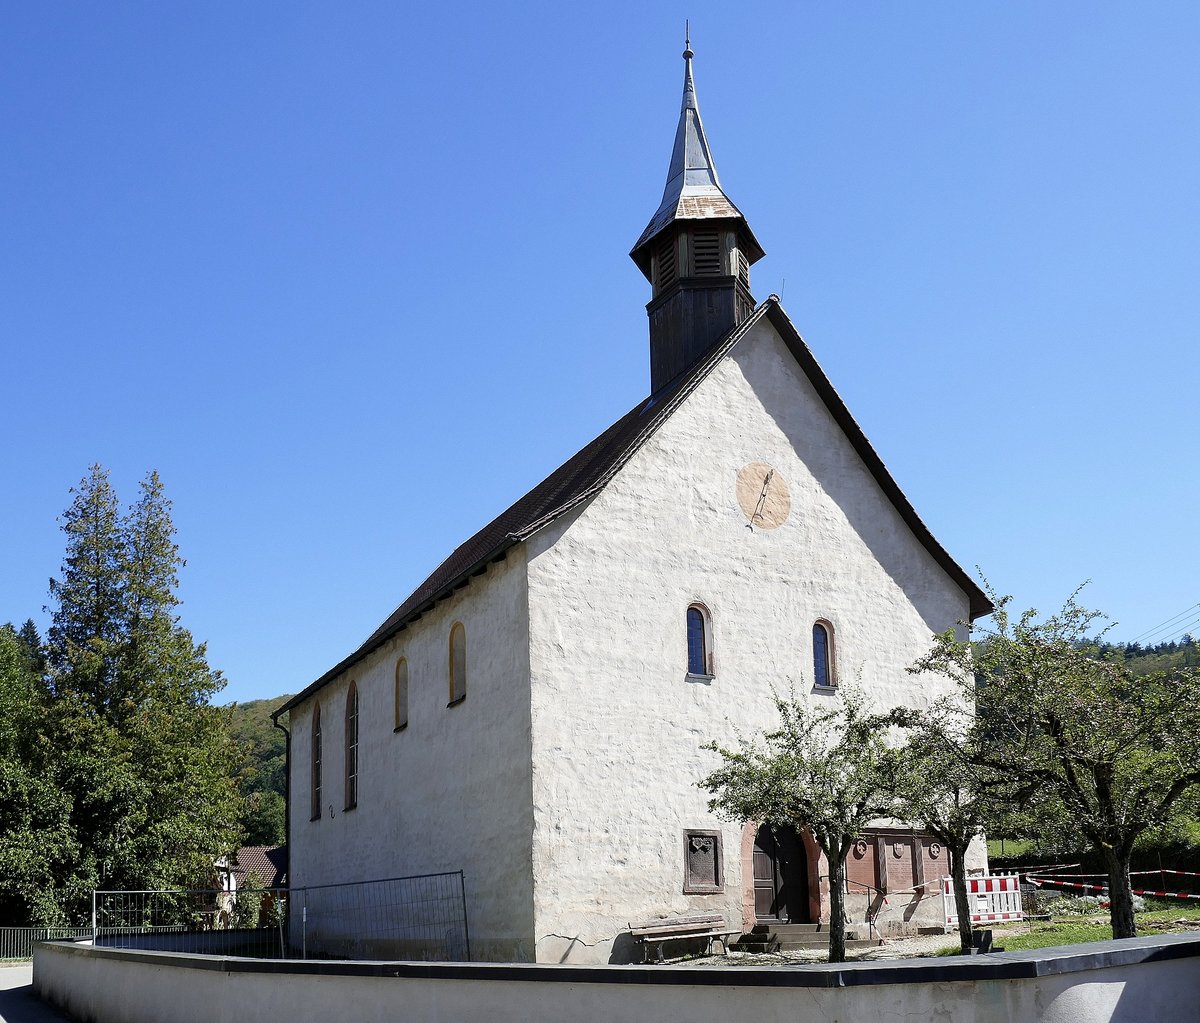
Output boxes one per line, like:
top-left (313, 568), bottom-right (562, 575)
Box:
top-left (0, 624), bottom-right (77, 925)
top-left (920, 585), bottom-right (1200, 940)
top-left (226, 695), bottom-right (292, 846)
top-left (0, 466), bottom-right (246, 925)
top-left (699, 688), bottom-right (911, 962)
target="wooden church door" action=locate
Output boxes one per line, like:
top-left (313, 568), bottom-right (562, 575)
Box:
top-left (753, 825), bottom-right (810, 922)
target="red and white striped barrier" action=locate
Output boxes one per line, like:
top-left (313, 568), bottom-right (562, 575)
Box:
top-left (944, 875), bottom-right (1024, 925)
top-left (1027, 876), bottom-right (1200, 902)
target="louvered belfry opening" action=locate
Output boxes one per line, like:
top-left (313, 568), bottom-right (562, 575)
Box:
top-left (692, 230), bottom-right (721, 275)
top-left (642, 221), bottom-right (758, 391)
top-left (656, 235), bottom-right (677, 290)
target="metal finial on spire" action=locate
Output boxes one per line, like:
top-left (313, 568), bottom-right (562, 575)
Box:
top-left (629, 32), bottom-right (765, 279)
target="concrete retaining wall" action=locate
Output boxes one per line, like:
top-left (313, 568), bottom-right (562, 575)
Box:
top-left (34, 934), bottom-right (1200, 1023)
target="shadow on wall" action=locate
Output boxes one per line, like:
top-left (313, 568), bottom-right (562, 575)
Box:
top-left (730, 335), bottom-right (970, 640)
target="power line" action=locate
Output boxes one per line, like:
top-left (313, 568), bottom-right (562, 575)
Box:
top-left (1129, 602), bottom-right (1200, 644)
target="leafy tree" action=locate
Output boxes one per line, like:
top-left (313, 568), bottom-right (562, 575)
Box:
top-left (40, 466), bottom-right (244, 919)
top-left (0, 624), bottom-right (77, 925)
top-left (699, 689), bottom-right (909, 962)
top-left (918, 587), bottom-right (1200, 939)
top-left (892, 704), bottom-right (1014, 953)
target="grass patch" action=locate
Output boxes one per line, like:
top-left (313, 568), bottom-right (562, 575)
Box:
top-left (986, 838), bottom-right (1035, 859)
top-left (936, 904), bottom-right (1200, 956)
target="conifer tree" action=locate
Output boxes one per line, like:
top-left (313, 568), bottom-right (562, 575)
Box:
top-left (39, 466), bottom-right (243, 918)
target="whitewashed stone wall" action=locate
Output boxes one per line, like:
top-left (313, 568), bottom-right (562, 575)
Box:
top-left (288, 551), bottom-right (537, 961)
top-left (525, 318), bottom-right (973, 962)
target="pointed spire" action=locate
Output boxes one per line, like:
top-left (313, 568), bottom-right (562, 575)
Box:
top-left (630, 32), bottom-right (763, 279)
top-left (665, 22), bottom-right (720, 200)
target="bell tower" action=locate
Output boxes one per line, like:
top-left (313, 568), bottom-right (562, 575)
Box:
top-left (630, 32), bottom-right (765, 392)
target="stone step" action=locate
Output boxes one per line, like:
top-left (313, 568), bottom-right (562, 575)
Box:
top-left (768, 923), bottom-right (824, 936)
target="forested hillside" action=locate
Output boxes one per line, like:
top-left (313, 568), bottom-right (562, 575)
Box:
top-left (1094, 635), bottom-right (1198, 673)
top-left (227, 696), bottom-right (292, 846)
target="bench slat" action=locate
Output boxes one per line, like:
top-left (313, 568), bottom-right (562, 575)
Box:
top-left (631, 924), bottom-right (728, 938)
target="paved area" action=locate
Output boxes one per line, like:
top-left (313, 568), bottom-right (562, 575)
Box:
top-left (681, 931), bottom-right (960, 966)
top-left (0, 966), bottom-right (72, 1023)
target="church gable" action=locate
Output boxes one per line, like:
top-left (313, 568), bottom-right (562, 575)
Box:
top-left (525, 307), bottom-right (975, 710)
top-left (521, 306), bottom-right (978, 960)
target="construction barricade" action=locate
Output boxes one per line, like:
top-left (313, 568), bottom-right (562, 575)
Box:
top-left (943, 874), bottom-right (1024, 926)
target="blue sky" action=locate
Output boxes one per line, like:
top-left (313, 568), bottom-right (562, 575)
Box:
top-left (2, 2), bottom-right (1197, 704)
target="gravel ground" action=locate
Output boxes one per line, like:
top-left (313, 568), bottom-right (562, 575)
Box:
top-left (680, 931), bottom-right (961, 967)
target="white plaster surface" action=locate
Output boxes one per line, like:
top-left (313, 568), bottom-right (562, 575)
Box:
top-left (525, 317), bottom-right (972, 961)
top-left (285, 313), bottom-right (981, 964)
top-left (287, 551), bottom-right (536, 961)
top-left (34, 942), bottom-right (1200, 1023)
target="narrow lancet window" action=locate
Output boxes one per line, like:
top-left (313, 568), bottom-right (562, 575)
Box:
top-left (394, 657), bottom-right (409, 731)
top-left (449, 623), bottom-right (467, 705)
top-left (310, 702), bottom-right (322, 821)
top-left (687, 604), bottom-right (711, 676)
top-left (813, 621), bottom-right (835, 688)
top-left (344, 682), bottom-right (358, 809)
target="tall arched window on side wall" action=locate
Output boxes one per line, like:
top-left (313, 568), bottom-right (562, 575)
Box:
top-left (687, 604), bottom-right (713, 677)
top-left (448, 622), bottom-right (467, 706)
top-left (813, 620), bottom-right (836, 688)
top-left (394, 657), bottom-right (409, 731)
top-left (310, 701), bottom-right (322, 821)
top-left (344, 682), bottom-right (358, 810)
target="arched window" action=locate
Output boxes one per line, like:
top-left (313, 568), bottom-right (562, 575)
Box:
top-left (687, 604), bottom-right (712, 677)
top-left (448, 622), bottom-right (467, 705)
top-left (344, 682), bottom-right (358, 810)
top-left (310, 702), bottom-right (322, 821)
top-left (394, 657), bottom-right (409, 731)
top-left (813, 621), bottom-right (836, 688)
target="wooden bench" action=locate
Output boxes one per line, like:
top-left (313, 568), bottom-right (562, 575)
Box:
top-left (628, 914), bottom-right (738, 962)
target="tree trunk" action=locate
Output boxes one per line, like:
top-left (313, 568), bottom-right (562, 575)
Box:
top-left (949, 842), bottom-right (974, 953)
top-left (826, 843), bottom-right (848, 963)
top-left (1102, 845), bottom-right (1137, 938)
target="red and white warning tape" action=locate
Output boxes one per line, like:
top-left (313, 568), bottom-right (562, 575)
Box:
top-left (1029, 869), bottom-right (1200, 880)
top-left (1027, 876), bottom-right (1200, 901)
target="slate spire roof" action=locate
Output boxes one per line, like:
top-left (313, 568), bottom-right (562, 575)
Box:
top-left (630, 32), bottom-right (765, 277)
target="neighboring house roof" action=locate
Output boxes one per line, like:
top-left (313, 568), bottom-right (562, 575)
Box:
top-left (276, 297), bottom-right (992, 719)
top-left (232, 845), bottom-right (287, 888)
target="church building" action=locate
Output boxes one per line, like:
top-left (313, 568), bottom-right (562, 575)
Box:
top-left (276, 39), bottom-right (991, 964)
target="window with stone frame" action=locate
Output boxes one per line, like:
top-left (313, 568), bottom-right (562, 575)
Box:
top-left (683, 829), bottom-right (723, 893)
top-left (813, 619), bottom-right (837, 688)
top-left (686, 604), bottom-right (713, 677)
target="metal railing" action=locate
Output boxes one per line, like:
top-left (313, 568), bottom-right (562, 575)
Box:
top-left (92, 887), bottom-right (289, 959)
top-left (0, 927), bottom-right (94, 961)
top-left (78, 871), bottom-right (470, 963)
top-left (290, 871), bottom-right (470, 962)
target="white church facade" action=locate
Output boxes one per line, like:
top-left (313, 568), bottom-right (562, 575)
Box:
top-left (276, 41), bottom-right (991, 964)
